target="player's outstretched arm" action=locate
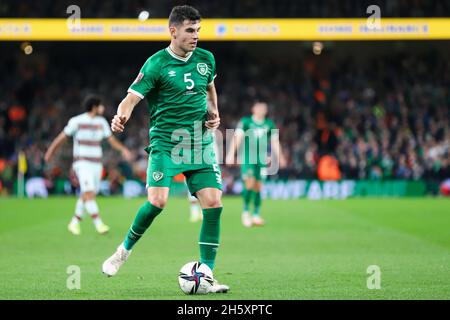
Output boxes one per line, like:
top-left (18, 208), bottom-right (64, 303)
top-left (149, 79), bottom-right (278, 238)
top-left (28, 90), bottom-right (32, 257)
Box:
top-left (111, 93), bottom-right (141, 133)
top-left (271, 136), bottom-right (287, 169)
top-left (44, 131), bottom-right (68, 162)
top-left (225, 130), bottom-right (244, 166)
top-left (107, 136), bottom-right (133, 162)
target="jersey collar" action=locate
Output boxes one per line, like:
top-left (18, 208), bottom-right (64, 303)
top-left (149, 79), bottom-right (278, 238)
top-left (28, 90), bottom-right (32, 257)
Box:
top-left (252, 115), bottom-right (265, 125)
top-left (166, 46), bottom-right (194, 62)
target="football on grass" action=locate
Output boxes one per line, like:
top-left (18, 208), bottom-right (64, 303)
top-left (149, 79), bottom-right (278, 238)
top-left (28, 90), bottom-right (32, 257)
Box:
top-left (178, 261), bottom-right (214, 295)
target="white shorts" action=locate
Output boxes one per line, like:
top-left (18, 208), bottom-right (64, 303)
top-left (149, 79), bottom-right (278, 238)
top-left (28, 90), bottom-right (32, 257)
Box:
top-left (73, 161), bottom-right (103, 194)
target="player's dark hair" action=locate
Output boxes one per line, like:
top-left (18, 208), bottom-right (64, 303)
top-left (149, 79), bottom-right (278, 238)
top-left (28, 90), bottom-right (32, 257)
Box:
top-left (252, 99), bottom-right (267, 107)
top-left (168, 5), bottom-right (201, 27)
top-left (83, 95), bottom-right (102, 112)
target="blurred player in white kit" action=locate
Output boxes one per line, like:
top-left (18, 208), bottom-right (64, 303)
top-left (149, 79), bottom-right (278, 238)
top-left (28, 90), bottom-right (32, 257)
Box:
top-left (45, 95), bottom-right (132, 235)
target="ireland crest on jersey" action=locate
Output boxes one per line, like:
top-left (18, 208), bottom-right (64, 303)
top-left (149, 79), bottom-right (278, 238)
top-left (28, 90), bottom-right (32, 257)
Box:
top-left (153, 171), bottom-right (164, 182)
top-left (197, 63), bottom-right (208, 76)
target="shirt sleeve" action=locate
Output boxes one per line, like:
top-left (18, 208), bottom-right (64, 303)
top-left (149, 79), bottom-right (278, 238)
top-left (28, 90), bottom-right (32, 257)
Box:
top-left (208, 53), bottom-right (217, 85)
top-left (63, 118), bottom-right (77, 137)
top-left (102, 118), bottom-right (112, 139)
top-left (128, 57), bottom-right (160, 99)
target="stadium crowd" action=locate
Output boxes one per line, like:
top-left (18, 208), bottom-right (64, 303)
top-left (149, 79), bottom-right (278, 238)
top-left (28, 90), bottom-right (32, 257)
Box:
top-left (0, 42), bottom-right (449, 194)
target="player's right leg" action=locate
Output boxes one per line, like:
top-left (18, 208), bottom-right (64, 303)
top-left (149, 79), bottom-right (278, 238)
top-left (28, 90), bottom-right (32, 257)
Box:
top-left (90, 164), bottom-right (110, 234)
top-left (72, 161), bottom-right (109, 234)
top-left (103, 152), bottom-right (171, 277)
top-left (241, 168), bottom-right (256, 227)
top-left (102, 186), bottom-right (169, 277)
top-left (251, 180), bottom-right (265, 226)
top-left (68, 162), bottom-right (94, 235)
top-left (68, 165), bottom-right (86, 235)
top-left (68, 197), bottom-right (85, 235)
top-left (82, 191), bottom-right (110, 234)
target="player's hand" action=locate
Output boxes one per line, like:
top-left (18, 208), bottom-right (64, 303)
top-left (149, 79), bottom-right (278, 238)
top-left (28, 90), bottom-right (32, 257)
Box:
top-left (279, 156), bottom-right (287, 169)
top-left (122, 148), bottom-right (133, 162)
top-left (111, 115), bottom-right (127, 133)
top-left (205, 112), bottom-right (220, 130)
top-left (266, 155), bottom-right (287, 169)
top-left (44, 150), bottom-right (52, 163)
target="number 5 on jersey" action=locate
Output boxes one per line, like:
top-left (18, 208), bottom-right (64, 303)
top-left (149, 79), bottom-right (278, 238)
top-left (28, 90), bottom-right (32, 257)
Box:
top-left (184, 73), bottom-right (195, 90)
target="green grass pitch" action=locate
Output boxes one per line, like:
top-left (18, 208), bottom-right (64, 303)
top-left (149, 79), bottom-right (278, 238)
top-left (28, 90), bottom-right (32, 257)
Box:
top-left (0, 196), bottom-right (449, 299)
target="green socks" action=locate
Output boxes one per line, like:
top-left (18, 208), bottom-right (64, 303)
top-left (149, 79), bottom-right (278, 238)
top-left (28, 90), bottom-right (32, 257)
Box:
top-left (123, 202), bottom-right (222, 271)
top-left (243, 188), bottom-right (253, 211)
top-left (243, 188), bottom-right (261, 215)
top-left (199, 207), bottom-right (222, 270)
top-left (123, 201), bottom-right (163, 250)
top-left (253, 191), bottom-right (261, 216)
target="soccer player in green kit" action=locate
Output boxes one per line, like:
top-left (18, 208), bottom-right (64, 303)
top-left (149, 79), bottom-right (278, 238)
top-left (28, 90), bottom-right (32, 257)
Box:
top-left (226, 101), bottom-right (286, 227)
top-left (102, 5), bottom-right (229, 293)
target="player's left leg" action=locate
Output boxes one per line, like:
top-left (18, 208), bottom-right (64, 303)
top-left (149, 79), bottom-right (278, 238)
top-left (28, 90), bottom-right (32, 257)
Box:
top-left (195, 187), bottom-right (222, 270)
top-left (186, 165), bottom-right (229, 293)
top-left (195, 188), bottom-right (229, 293)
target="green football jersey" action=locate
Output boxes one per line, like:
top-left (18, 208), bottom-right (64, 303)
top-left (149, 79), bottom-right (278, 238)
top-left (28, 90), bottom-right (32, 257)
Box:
top-left (236, 116), bottom-right (277, 166)
top-left (128, 46), bottom-right (217, 156)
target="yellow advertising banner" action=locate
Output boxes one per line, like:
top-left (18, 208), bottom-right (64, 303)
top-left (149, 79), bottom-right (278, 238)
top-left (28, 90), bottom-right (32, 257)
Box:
top-left (0, 18), bottom-right (449, 41)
